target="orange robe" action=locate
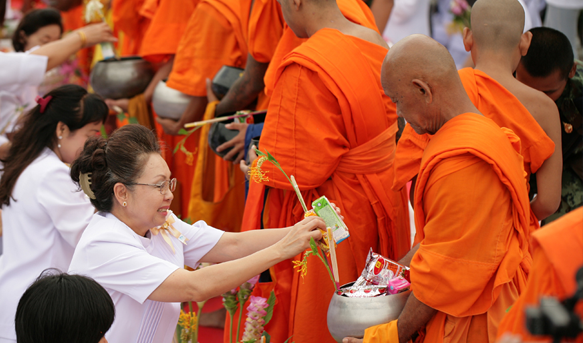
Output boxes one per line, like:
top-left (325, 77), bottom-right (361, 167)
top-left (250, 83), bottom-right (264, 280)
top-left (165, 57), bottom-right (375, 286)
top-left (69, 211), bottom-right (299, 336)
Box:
top-left (262, 0), bottom-right (379, 97)
top-left (60, 5), bottom-right (92, 81)
top-left (243, 28), bottom-right (410, 343)
top-left (112, 0), bottom-right (151, 56)
top-left (497, 207), bottom-right (583, 342)
top-left (165, 0), bottom-right (251, 232)
top-left (365, 113), bottom-right (533, 343)
top-left (139, 0), bottom-right (199, 63)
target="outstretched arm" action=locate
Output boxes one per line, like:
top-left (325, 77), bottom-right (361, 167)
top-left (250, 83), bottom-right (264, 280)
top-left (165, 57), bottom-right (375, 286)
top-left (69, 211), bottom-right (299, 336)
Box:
top-left (370, 0), bottom-right (394, 34)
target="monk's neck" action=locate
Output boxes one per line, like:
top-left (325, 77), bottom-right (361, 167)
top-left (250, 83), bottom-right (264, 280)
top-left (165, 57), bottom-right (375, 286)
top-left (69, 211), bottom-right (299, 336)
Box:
top-left (473, 53), bottom-right (518, 82)
top-left (304, 6), bottom-right (351, 38)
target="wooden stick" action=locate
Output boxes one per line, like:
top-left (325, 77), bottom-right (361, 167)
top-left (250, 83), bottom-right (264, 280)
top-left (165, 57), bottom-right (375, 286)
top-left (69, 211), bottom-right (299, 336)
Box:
top-left (290, 175), bottom-right (308, 213)
top-left (327, 227), bottom-right (340, 288)
top-left (184, 110), bottom-right (266, 128)
top-left (261, 336), bottom-right (266, 343)
top-left (112, 105), bottom-right (123, 114)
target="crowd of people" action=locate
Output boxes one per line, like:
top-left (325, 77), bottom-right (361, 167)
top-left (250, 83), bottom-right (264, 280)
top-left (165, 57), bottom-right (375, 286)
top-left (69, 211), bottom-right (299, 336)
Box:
top-left (0, 0), bottom-right (581, 342)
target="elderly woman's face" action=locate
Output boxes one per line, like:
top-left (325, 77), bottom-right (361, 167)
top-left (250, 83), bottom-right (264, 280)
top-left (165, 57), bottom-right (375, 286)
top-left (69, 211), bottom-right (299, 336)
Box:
top-left (24, 24), bottom-right (61, 51)
top-left (126, 153), bottom-right (174, 230)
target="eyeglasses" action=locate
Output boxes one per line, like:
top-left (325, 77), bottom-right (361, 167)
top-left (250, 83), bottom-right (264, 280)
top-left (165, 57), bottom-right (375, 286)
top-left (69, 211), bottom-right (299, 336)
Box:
top-left (128, 178), bottom-right (177, 195)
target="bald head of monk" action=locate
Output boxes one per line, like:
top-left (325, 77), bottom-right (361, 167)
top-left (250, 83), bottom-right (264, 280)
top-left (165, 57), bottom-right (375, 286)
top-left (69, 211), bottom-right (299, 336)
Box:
top-left (277, 0), bottom-right (345, 38)
top-left (463, 0), bottom-right (532, 66)
top-left (382, 35), bottom-right (480, 135)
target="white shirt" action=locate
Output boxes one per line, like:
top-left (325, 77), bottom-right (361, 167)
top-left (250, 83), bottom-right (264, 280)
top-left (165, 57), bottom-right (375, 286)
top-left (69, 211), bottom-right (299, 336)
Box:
top-left (0, 148), bottom-right (94, 340)
top-left (545, 0), bottom-right (583, 9)
top-left (69, 212), bottom-right (224, 343)
top-left (382, 0), bottom-right (431, 45)
top-left (0, 51), bottom-right (47, 145)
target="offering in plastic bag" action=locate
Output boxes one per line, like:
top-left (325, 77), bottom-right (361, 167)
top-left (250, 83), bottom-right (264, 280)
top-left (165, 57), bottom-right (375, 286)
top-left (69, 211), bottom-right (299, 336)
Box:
top-left (354, 248), bottom-right (410, 287)
top-left (387, 277), bottom-right (410, 294)
top-left (338, 285), bottom-right (388, 298)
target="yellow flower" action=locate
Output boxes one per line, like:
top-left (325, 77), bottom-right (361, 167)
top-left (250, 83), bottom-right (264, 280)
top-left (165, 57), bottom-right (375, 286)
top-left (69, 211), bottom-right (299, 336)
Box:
top-left (248, 156), bottom-right (270, 183)
top-left (185, 151), bottom-right (194, 166)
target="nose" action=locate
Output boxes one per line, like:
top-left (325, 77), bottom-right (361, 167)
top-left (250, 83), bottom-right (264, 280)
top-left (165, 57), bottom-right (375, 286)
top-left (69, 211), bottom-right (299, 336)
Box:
top-left (163, 188), bottom-right (174, 202)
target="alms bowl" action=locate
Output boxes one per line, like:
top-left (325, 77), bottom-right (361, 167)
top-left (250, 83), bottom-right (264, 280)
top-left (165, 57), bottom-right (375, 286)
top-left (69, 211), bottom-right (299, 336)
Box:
top-left (327, 282), bottom-right (410, 342)
top-left (151, 79), bottom-right (193, 121)
top-left (90, 56), bottom-right (154, 99)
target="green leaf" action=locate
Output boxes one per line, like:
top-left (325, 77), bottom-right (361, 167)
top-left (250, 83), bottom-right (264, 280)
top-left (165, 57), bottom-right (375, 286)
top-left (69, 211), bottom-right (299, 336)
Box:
top-left (265, 149), bottom-right (278, 163)
top-left (262, 331), bottom-right (271, 343)
top-left (128, 116), bottom-right (139, 124)
top-left (116, 112), bottom-right (126, 122)
top-left (173, 142), bottom-right (181, 154)
top-left (100, 125), bottom-right (108, 139)
top-left (263, 291), bottom-right (277, 325)
top-left (254, 148), bottom-right (266, 157)
top-left (283, 335), bottom-right (294, 343)
top-left (178, 128), bottom-right (189, 135)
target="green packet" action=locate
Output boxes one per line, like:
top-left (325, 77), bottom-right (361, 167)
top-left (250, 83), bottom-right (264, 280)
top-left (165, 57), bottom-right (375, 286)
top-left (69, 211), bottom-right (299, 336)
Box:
top-left (312, 195), bottom-right (350, 244)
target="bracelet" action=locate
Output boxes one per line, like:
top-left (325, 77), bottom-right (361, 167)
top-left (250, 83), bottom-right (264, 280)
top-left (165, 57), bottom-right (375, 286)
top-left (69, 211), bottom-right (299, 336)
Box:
top-left (77, 30), bottom-right (87, 48)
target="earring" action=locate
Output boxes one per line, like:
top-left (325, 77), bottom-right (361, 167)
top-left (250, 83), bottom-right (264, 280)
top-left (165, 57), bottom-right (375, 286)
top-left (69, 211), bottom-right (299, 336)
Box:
top-left (122, 201), bottom-right (127, 207)
top-left (58, 136), bottom-right (62, 149)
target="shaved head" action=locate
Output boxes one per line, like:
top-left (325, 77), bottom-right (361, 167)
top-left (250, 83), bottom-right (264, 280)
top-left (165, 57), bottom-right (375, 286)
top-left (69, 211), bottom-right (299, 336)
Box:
top-left (382, 35), bottom-right (472, 134)
top-left (471, 0), bottom-right (525, 52)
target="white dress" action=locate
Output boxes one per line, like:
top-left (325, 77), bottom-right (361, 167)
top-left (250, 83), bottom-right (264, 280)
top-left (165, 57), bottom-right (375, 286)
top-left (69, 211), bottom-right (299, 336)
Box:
top-left (382, 0), bottom-right (431, 45)
top-left (69, 212), bottom-right (224, 343)
top-left (0, 51), bottom-right (47, 145)
top-left (0, 148), bottom-right (94, 342)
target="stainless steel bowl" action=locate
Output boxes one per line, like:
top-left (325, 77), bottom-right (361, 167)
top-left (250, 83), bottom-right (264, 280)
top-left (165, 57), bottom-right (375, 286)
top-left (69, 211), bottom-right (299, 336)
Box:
top-left (90, 56), bottom-right (154, 100)
top-left (151, 79), bottom-right (193, 120)
top-left (327, 282), bottom-right (410, 342)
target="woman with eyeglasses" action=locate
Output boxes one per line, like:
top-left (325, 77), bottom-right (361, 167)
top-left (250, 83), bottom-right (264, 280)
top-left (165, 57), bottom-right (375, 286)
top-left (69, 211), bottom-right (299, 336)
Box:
top-left (0, 84), bottom-right (109, 343)
top-left (68, 124), bottom-right (327, 343)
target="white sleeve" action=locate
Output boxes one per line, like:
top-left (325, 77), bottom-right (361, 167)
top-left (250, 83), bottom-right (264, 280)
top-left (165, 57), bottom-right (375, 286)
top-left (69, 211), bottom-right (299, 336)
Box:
top-left (37, 165), bottom-right (95, 247)
top-left (171, 217), bottom-right (224, 268)
top-left (79, 237), bottom-right (179, 304)
top-left (0, 52), bottom-right (47, 88)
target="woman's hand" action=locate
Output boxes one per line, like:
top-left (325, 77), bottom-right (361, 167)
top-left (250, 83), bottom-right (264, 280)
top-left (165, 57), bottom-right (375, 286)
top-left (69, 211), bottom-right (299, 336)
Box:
top-left (277, 216), bottom-right (325, 260)
top-left (105, 98), bottom-right (129, 113)
top-left (76, 22), bottom-right (117, 47)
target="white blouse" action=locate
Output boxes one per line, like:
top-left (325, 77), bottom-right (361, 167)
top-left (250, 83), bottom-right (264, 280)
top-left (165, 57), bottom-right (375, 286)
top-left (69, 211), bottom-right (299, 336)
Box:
top-left (0, 148), bottom-right (94, 341)
top-left (0, 51), bottom-right (47, 145)
top-left (69, 212), bottom-right (224, 343)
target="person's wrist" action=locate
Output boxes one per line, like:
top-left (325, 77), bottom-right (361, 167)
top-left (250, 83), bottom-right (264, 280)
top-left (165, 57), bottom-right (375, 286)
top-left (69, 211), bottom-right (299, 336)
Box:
top-left (76, 30), bottom-right (87, 48)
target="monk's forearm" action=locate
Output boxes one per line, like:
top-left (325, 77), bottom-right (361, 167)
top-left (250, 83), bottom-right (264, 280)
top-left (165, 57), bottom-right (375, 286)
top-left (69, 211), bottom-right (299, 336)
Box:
top-left (215, 54), bottom-right (269, 115)
top-left (397, 292), bottom-right (437, 343)
top-left (144, 57), bottom-right (174, 103)
top-left (179, 96), bottom-right (208, 126)
top-left (398, 243), bottom-right (419, 267)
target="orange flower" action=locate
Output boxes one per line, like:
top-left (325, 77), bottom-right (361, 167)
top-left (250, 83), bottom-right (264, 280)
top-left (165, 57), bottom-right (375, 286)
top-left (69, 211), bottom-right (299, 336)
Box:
top-left (248, 156), bottom-right (270, 183)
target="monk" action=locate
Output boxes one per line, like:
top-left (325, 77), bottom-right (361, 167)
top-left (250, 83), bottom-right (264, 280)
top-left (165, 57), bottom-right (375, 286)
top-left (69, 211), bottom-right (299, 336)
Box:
top-left (393, 0), bottom-right (562, 223)
top-left (344, 34), bottom-right (532, 343)
top-left (497, 207), bottom-right (583, 342)
top-left (216, 0), bottom-right (379, 163)
top-left (111, 0), bottom-right (150, 56)
top-left (242, 0), bottom-right (411, 342)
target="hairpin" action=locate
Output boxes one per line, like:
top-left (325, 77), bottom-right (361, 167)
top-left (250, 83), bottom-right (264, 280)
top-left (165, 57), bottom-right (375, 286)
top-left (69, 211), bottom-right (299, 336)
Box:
top-left (35, 95), bottom-right (53, 114)
top-left (79, 172), bottom-right (96, 199)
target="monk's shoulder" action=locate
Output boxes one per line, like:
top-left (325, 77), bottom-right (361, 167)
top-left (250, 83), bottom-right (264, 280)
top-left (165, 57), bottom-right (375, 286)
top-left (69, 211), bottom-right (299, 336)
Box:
top-left (344, 25), bottom-right (388, 49)
top-left (513, 81), bottom-right (559, 130)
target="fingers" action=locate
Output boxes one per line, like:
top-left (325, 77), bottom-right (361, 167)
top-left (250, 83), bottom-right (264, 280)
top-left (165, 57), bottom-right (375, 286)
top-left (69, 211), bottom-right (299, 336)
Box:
top-left (248, 145), bottom-right (258, 161)
top-left (233, 150), bottom-right (245, 164)
top-left (221, 144), bottom-right (243, 161)
top-left (224, 122), bottom-right (247, 130)
top-left (342, 338), bottom-right (363, 343)
top-left (300, 216), bottom-right (327, 231)
top-left (216, 138), bottom-right (237, 152)
top-left (240, 160), bottom-right (250, 176)
top-left (205, 78), bottom-right (219, 103)
top-left (331, 203), bottom-right (345, 220)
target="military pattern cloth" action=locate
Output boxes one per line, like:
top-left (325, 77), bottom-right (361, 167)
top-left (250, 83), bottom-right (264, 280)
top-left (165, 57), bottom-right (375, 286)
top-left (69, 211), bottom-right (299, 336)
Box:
top-left (544, 61), bottom-right (583, 225)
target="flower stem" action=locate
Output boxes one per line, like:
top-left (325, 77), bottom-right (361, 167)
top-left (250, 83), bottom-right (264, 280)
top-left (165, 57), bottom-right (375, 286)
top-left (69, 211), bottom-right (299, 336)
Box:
top-left (316, 248), bottom-right (339, 291)
top-left (228, 312), bottom-right (234, 343)
top-left (236, 301), bottom-right (244, 343)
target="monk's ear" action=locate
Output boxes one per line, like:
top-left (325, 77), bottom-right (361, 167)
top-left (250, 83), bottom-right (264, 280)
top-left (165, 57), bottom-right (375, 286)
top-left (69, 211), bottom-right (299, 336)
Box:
top-left (412, 79), bottom-right (433, 104)
top-left (462, 27), bottom-right (473, 52)
top-left (519, 31), bottom-right (532, 57)
top-left (569, 62), bottom-right (577, 79)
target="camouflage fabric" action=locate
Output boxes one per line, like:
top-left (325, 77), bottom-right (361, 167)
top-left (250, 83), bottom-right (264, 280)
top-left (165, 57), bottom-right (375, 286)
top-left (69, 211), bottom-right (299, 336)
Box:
top-left (543, 61), bottom-right (583, 225)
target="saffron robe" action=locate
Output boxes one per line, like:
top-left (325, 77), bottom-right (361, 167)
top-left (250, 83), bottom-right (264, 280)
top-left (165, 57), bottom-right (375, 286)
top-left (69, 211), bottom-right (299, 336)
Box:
top-left (139, 0), bottom-right (198, 63)
top-left (497, 207), bottom-right (583, 342)
top-left (262, 0), bottom-right (378, 97)
top-left (112, 0), bottom-right (150, 56)
top-left (394, 68), bottom-right (554, 194)
top-left (242, 28), bottom-right (410, 343)
top-left (166, 0), bottom-right (252, 232)
top-left (365, 113), bottom-right (533, 343)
